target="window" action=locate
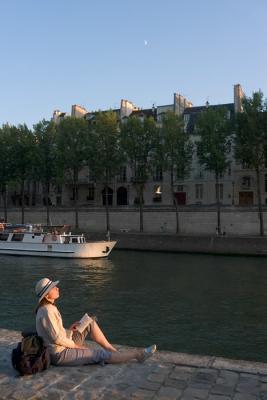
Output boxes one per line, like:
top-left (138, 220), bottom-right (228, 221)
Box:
top-left (242, 176), bottom-right (251, 188)
top-left (242, 161), bottom-right (250, 169)
top-left (153, 166), bottom-right (163, 181)
top-left (56, 185), bottom-right (62, 194)
top-left (195, 184), bottom-right (203, 200)
top-left (184, 114), bottom-right (190, 123)
top-left (118, 166), bottom-right (127, 182)
top-left (215, 183), bottom-right (223, 200)
top-left (0, 233), bottom-right (9, 241)
top-left (153, 185), bottom-right (162, 202)
top-left (11, 234), bottom-right (24, 242)
top-left (197, 169), bottom-right (203, 178)
top-left (136, 164), bottom-right (145, 180)
top-left (176, 168), bottom-right (184, 180)
top-left (87, 184), bottom-right (95, 201)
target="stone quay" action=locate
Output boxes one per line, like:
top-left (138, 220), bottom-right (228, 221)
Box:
top-left (1, 329), bottom-right (267, 399)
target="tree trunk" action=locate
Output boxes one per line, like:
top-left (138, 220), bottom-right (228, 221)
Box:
top-left (139, 184), bottom-right (144, 232)
top-left (256, 168), bottom-right (264, 236)
top-left (215, 174), bottom-right (221, 235)
top-left (105, 184), bottom-right (110, 236)
top-left (174, 196), bottom-right (180, 234)
top-left (171, 170), bottom-right (179, 234)
top-left (45, 181), bottom-right (50, 226)
top-left (21, 180), bottom-right (25, 224)
top-left (74, 171), bottom-right (79, 229)
top-left (1, 184), bottom-right (8, 222)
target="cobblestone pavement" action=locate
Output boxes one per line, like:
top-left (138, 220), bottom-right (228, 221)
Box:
top-left (1, 329), bottom-right (267, 399)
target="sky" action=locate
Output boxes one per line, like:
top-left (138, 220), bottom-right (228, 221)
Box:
top-left (0, 0), bottom-right (266, 127)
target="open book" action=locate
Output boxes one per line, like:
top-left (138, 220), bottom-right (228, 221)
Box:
top-left (76, 313), bottom-right (93, 334)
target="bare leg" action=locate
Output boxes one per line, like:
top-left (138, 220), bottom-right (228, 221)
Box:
top-left (90, 321), bottom-right (117, 352)
top-left (108, 349), bottom-right (144, 364)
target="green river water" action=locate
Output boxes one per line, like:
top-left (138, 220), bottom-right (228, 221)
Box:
top-left (1, 250), bottom-right (267, 362)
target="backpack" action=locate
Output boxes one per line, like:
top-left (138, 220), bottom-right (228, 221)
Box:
top-left (11, 333), bottom-right (50, 376)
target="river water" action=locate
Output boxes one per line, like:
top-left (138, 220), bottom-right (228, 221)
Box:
top-left (1, 250), bottom-right (267, 362)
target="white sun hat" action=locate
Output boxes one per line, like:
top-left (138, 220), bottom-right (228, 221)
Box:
top-left (35, 278), bottom-right (59, 303)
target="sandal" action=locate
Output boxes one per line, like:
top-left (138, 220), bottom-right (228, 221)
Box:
top-left (138, 344), bottom-right (157, 363)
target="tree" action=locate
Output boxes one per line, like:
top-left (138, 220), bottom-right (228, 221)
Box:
top-left (0, 124), bottom-right (16, 222)
top-left (11, 124), bottom-right (35, 223)
top-left (196, 107), bottom-right (233, 235)
top-left (159, 111), bottom-right (193, 233)
top-left (235, 91), bottom-right (267, 236)
top-left (10, 125), bottom-right (34, 222)
top-left (89, 111), bottom-right (123, 235)
top-left (56, 117), bottom-right (89, 229)
top-left (121, 116), bottom-right (158, 232)
top-left (33, 120), bottom-right (57, 225)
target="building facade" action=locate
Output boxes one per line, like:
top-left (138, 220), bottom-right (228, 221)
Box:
top-left (3, 84), bottom-right (266, 210)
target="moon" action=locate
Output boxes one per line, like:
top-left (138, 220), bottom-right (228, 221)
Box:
top-left (144, 40), bottom-right (148, 46)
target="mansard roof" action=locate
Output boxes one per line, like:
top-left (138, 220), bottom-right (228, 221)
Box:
top-left (131, 108), bottom-right (157, 119)
top-left (184, 103), bottom-right (235, 133)
top-left (184, 103), bottom-right (234, 114)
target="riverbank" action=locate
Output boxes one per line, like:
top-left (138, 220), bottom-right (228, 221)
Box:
top-left (1, 329), bottom-right (267, 399)
top-left (84, 231), bottom-right (267, 257)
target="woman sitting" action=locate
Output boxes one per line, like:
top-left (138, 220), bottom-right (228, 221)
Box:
top-left (35, 278), bottom-right (156, 366)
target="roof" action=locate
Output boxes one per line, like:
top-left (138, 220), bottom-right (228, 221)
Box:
top-left (184, 103), bottom-right (235, 133)
top-left (131, 108), bottom-right (157, 119)
top-left (184, 103), bottom-right (234, 114)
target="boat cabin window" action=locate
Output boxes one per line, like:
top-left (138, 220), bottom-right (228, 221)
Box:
top-left (71, 238), bottom-right (78, 243)
top-left (0, 233), bottom-right (9, 241)
top-left (11, 233), bottom-right (24, 242)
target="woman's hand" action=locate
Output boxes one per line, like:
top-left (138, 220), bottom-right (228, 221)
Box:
top-left (69, 321), bottom-right (81, 331)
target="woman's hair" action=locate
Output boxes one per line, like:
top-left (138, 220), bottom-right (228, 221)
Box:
top-left (35, 297), bottom-right (54, 314)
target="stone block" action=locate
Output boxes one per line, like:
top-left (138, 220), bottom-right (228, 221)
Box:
top-left (131, 388), bottom-right (155, 399)
top-left (182, 387), bottom-right (209, 399)
top-left (210, 384), bottom-right (235, 396)
top-left (155, 386), bottom-right (182, 399)
top-left (163, 378), bottom-right (187, 390)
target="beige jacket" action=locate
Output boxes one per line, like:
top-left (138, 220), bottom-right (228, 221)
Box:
top-left (36, 303), bottom-right (75, 354)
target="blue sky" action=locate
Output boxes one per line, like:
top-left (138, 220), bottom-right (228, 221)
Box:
top-left (0, 0), bottom-right (266, 127)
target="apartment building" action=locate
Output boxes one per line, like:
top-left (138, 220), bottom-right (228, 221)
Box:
top-left (4, 83), bottom-right (266, 209)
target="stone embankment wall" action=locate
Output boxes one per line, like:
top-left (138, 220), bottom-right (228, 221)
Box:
top-left (86, 232), bottom-right (267, 256)
top-left (3, 207), bottom-right (267, 256)
top-left (2, 206), bottom-right (267, 236)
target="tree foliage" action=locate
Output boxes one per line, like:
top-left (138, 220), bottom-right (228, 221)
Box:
top-left (56, 117), bottom-right (90, 228)
top-left (0, 124), bottom-right (17, 221)
top-left (196, 107), bottom-right (232, 176)
top-left (121, 116), bottom-right (158, 231)
top-left (235, 91), bottom-right (267, 236)
top-left (33, 120), bottom-right (57, 224)
top-left (89, 111), bottom-right (123, 233)
top-left (12, 124), bottom-right (35, 223)
top-left (159, 111), bottom-right (193, 233)
top-left (196, 107), bottom-right (233, 234)
top-left (235, 91), bottom-right (267, 171)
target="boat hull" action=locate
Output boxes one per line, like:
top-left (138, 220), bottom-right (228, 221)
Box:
top-left (0, 241), bottom-right (116, 258)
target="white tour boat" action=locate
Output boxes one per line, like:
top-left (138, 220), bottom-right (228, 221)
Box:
top-left (0, 224), bottom-right (116, 258)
